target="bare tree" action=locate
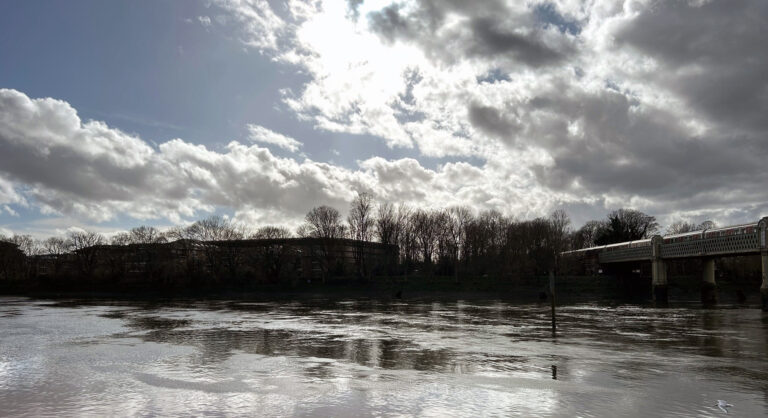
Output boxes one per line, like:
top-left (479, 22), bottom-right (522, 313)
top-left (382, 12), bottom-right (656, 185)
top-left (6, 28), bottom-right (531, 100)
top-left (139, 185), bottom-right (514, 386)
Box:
top-left (252, 226), bottom-right (292, 240)
top-left (666, 219), bottom-right (717, 235)
top-left (375, 202), bottom-right (396, 245)
top-left (442, 206), bottom-right (472, 281)
top-left (66, 230), bottom-right (105, 277)
top-left (347, 192), bottom-right (375, 277)
top-left (302, 206), bottom-right (347, 239)
top-left (549, 209), bottom-right (571, 251)
top-left (167, 216), bottom-right (244, 281)
top-left (42, 237), bottom-right (68, 255)
top-left (111, 232), bottom-right (131, 246)
top-left (295, 224), bottom-right (313, 238)
top-left (4, 234), bottom-right (38, 256)
top-left (572, 220), bottom-right (603, 249)
top-left (182, 216), bottom-right (243, 241)
top-left (347, 192), bottom-right (375, 242)
top-left (299, 205), bottom-right (348, 282)
top-left (129, 226), bottom-right (167, 244)
top-left (39, 236), bottom-right (69, 278)
top-left (392, 204), bottom-right (416, 278)
top-left (249, 226), bottom-right (294, 282)
top-left (411, 209), bottom-right (440, 267)
top-left (548, 209), bottom-right (571, 273)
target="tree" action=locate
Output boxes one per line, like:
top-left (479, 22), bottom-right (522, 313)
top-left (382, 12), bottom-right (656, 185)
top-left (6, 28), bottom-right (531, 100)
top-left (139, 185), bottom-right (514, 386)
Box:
top-left (249, 226), bottom-right (294, 282)
top-left (375, 202), bottom-right (397, 245)
top-left (3, 234), bottom-right (38, 256)
top-left (252, 226), bottom-right (292, 240)
top-left (347, 192), bottom-right (374, 242)
top-left (299, 205), bottom-right (348, 281)
top-left (167, 216), bottom-right (244, 281)
top-left (179, 216), bottom-right (243, 241)
top-left (572, 220), bottom-right (603, 249)
top-left (444, 206), bottom-right (472, 281)
top-left (66, 230), bottom-right (105, 277)
top-left (128, 226), bottom-right (167, 244)
top-left (111, 232), bottom-right (131, 246)
top-left (302, 205), bottom-right (347, 239)
top-left (549, 209), bottom-right (571, 251)
top-left (594, 209), bottom-right (659, 245)
top-left (42, 237), bottom-right (68, 255)
top-left (395, 204), bottom-right (418, 280)
top-left (549, 209), bottom-right (571, 272)
top-left (347, 192), bottom-right (375, 278)
top-left (666, 220), bottom-right (717, 235)
top-left (411, 209), bottom-right (440, 267)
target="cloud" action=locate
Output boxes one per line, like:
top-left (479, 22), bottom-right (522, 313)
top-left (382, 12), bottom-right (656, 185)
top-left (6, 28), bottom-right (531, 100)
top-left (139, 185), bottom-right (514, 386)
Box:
top-left (209, 0), bottom-right (768, 228)
top-left (246, 124), bottom-right (302, 152)
top-left (0, 89), bottom-right (557, 236)
top-left (198, 15), bottom-right (212, 28)
top-left (216, 0), bottom-right (287, 52)
top-left (4, 0), bottom-right (767, 235)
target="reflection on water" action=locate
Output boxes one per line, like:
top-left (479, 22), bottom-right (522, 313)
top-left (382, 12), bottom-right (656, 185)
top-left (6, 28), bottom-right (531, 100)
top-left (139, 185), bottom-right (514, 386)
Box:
top-left (1, 296), bottom-right (767, 417)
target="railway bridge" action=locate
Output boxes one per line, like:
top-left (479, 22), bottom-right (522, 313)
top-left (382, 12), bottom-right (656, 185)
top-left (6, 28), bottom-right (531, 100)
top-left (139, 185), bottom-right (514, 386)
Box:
top-left (563, 217), bottom-right (768, 310)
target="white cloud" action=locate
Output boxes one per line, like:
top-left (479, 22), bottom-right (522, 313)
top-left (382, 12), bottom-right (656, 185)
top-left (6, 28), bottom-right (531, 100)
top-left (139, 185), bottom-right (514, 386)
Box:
top-left (246, 124), bottom-right (302, 152)
top-left (216, 0), bottom-right (286, 52)
top-left (3, 0), bottom-right (767, 235)
top-left (209, 0), bottom-right (768, 227)
top-left (198, 15), bottom-right (212, 28)
top-left (0, 89), bottom-right (565, 236)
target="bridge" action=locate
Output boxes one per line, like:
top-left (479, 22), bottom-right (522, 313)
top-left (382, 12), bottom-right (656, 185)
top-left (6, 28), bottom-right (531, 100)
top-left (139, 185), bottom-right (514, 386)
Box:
top-left (563, 217), bottom-right (768, 310)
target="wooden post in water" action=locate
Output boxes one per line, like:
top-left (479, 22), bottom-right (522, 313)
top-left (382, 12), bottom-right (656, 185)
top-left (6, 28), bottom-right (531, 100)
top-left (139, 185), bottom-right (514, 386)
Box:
top-left (549, 269), bottom-right (556, 335)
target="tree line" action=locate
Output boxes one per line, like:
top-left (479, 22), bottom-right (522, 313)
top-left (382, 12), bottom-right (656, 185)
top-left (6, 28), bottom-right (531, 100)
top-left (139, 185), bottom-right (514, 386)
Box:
top-left (2, 193), bottom-right (710, 281)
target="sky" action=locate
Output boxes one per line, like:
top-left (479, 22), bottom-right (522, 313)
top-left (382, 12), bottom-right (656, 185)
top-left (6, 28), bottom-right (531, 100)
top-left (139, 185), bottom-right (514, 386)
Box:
top-left (0, 0), bottom-right (767, 238)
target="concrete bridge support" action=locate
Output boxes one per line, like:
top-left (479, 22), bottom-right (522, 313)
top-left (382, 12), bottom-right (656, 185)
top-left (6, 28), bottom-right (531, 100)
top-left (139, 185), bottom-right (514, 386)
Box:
top-left (652, 259), bottom-right (668, 303)
top-left (701, 258), bottom-right (717, 306)
top-left (760, 218), bottom-right (768, 311)
top-left (761, 251), bottom-right (768, 311)
top-left (651, 236), bottom-right (667, 303)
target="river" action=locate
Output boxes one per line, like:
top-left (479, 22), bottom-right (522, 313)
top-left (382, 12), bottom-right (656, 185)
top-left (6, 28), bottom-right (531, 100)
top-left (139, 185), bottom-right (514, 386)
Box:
top-left (1, 296), bottom-right (766, 417)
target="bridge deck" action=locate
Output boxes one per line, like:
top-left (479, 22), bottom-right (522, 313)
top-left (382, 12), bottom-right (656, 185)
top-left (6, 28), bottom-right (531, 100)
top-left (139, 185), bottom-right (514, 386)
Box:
top-left (564, 219), bottom-right (767, 263)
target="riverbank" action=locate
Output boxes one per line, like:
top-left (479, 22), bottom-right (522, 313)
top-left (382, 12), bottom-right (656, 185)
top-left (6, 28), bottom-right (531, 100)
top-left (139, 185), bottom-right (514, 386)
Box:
top-left (1, 273), bottom-right (763, 306)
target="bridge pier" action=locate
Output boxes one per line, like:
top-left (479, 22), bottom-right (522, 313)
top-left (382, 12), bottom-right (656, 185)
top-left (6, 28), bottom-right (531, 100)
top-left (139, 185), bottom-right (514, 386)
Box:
top-left (567, 217), bottom-right (768, 309)
top-left (761, 251), bottom-right (768, 311)
top-left (652, 259), bottom-right (668, 303)
top-left (651, 236), bottom-right (668, 303)
top-left (701, 258), bottom-right (717, 306)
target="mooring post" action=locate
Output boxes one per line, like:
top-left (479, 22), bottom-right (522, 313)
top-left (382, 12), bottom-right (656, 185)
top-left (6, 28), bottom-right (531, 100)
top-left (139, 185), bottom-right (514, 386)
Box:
top-left (701, 258), bottom-right (717, 306)
top-left (549, 270), bottom-right (556, 335)
top-left (651, 235), bottom-right (668, 304)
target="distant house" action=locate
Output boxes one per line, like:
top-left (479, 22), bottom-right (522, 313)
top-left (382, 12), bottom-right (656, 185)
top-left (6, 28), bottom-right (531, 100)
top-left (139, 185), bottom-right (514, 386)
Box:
top-left (27, 237), bottom-right (398, 286)
top-left (207, 238), bottom-right (398, 282)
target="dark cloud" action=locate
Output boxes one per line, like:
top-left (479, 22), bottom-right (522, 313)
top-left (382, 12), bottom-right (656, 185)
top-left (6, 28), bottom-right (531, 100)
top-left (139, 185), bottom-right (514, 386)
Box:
top-left (466, 17), bottom-right (568, 66)
top-left (366, 0), bottom-right (574, 68)
top-left (467, 103), bottom-right (519, 142)
top-left (522, 86), bottom-right (768, 204)
top-left (615, 0), bottom-right (768, 134)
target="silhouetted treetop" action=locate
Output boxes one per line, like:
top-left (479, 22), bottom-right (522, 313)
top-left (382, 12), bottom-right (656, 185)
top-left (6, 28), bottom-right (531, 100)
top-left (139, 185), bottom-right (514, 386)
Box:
top-left (594, 209), bottom-right (659, 245)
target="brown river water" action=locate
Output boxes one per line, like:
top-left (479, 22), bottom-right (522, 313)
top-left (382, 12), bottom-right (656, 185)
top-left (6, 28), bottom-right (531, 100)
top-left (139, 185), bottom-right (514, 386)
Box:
top-left (1, 296), bottom-right (767, 417)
